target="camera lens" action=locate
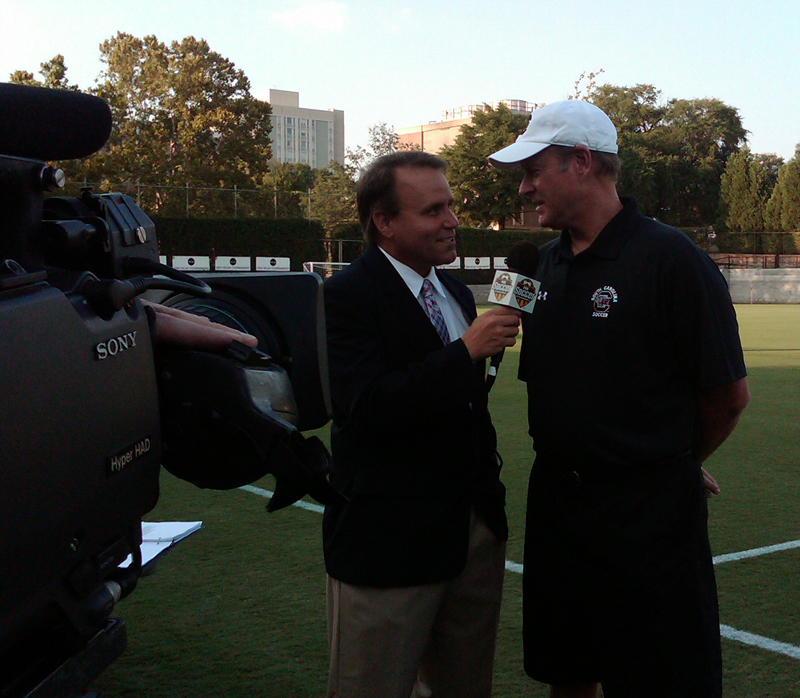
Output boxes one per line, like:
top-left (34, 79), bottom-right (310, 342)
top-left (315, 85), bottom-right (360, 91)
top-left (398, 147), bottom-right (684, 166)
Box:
top-left (164, 292), bottom-right (285, 361)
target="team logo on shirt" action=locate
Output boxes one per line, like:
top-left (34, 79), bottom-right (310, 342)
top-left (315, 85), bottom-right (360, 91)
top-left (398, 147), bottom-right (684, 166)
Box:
top-left (591, 286), bottom-right (618, 317)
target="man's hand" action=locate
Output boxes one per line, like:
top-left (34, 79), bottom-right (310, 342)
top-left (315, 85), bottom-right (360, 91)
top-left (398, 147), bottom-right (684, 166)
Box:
top-left (145, 302), bottom-right (259, 351)
top-left (461, 307), bottom-right (522, 361)
top-left (702, 467), bottom-right (721, 498)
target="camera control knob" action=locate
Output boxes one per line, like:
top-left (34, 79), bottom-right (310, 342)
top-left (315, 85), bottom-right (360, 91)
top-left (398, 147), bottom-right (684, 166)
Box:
top-left (40, 165), bottom-right (66, 191)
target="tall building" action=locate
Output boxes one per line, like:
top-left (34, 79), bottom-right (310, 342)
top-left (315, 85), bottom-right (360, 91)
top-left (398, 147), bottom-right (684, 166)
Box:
top-left (397, 99), bottom-right (539, 153)
top-left (397, 99), bottom-right (541, 230)
top-left (269, 89), bottom-right (345, 168)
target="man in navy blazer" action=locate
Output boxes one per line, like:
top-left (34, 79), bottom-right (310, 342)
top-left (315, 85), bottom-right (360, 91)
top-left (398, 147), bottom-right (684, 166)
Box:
top-left (323, 151), bottom-right (521, 698)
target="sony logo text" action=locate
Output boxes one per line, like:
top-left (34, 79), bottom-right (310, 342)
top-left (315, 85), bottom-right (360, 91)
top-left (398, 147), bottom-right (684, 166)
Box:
top-left (96, 331), bottom-right (138, 360)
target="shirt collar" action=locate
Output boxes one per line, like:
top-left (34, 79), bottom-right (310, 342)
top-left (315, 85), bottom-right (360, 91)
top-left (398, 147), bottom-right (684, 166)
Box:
top-left (378, 246), bottom-right (447, 299)
top-left (557, 197), bottom-right (640, 263)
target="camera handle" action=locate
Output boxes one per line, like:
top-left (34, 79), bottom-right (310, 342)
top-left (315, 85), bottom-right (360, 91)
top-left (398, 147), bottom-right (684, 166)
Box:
top-left (75, 257), bottom-right (212, 319)
top-left (122, 256), bottom-right (212, 296)
top-left (156, 342), bottom-right (347, 510)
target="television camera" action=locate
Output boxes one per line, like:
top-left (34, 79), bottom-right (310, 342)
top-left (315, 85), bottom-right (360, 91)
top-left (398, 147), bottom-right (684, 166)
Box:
top-left (0, 83), bottom-right (336, 697)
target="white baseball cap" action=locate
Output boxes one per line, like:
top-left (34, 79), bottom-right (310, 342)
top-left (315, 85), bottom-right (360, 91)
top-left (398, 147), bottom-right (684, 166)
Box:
top-left (488, 100), bottom-right (618, 170)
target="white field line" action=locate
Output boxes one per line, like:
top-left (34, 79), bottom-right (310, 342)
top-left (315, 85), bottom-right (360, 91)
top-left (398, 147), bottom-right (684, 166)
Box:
top-left (720, 625), bottom-right (800, 660)
top-left (504, 538), bottom-right (800, 572)
top-left (240, 485), bottom-right (800, 660)
top-left (505, 560), bottom-right (524, 574)
top-left (713, 538), bottom-right (800, 564)
top-left (239, 484), bottom-right (325, 514)
top-left (240, 484), bottom-right (800, 571)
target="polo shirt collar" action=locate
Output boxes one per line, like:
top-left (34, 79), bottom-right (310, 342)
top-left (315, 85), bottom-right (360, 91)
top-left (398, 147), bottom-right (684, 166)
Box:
top-left (557, 197), bottom-right (640, 262)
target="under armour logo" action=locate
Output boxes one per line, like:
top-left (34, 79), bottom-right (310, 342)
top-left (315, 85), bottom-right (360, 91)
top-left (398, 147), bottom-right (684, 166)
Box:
top-left (537, 291), bottom-right (548, 301)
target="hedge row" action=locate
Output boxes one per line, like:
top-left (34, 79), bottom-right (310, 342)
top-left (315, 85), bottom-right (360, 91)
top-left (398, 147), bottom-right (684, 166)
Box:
top-left (154, 217), bottom-right (794, 284)
top-left (153, 217), bottom-right (327, 269)
top-left (710, 232), bottom-right (800, 255)
top-left (152, 217), bottom-right (560, 282)
top-left (448, 227), bottom-right (558, 284)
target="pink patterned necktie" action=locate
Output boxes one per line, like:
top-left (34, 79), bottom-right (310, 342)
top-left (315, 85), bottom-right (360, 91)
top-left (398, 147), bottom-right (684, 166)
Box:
top-left (421, 279), bottom-right (451, 345)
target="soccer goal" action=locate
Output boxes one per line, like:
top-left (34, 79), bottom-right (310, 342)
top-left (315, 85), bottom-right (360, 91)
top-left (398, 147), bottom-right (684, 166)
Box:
top-left (303, 261), bottom-right (350, 279)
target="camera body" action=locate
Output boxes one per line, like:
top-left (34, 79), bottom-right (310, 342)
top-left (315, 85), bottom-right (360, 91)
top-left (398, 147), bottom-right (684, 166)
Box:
top-left (0, 263), bottom-right (161, 649)
top-left (0, 83), bottom-right (332, 696)
top-left (0, 151), bottom-right (164, 692)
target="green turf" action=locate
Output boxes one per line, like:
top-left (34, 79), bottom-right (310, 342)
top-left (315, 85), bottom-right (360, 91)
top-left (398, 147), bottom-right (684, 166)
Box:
top-left (92, 304), bottom-right (800, 697)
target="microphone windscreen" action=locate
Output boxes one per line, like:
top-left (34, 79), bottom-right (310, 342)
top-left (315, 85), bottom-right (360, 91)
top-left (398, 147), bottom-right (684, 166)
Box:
top-left (507, 241), bottom-right (540, 278)
top-left (0, 83), bottom-right (112, 161)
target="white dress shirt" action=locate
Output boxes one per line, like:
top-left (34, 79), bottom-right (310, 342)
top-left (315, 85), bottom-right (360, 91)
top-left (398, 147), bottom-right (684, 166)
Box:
top-left (378, 247), bottom-right (470, 341)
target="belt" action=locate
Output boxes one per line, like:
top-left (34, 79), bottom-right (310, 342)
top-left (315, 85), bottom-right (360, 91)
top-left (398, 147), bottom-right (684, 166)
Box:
top-left (531, 448), bottom-right (696, 489)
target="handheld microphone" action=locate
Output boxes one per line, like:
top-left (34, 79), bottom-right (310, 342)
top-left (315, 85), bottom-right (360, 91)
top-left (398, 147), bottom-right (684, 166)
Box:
top-left (490, 241), bottom-right (540, 312)
top-left (486, 241), bottom-right (540, 390)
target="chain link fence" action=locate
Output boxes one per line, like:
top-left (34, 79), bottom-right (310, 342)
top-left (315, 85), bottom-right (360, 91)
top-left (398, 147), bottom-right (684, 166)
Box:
top-left (57, 181), bottom-right (317, 220)
top-left (50, 181), bottom-right (800, 260)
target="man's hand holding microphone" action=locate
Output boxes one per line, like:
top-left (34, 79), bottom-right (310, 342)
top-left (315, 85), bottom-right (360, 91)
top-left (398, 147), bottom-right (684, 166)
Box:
top-left (462, 305), bottom-right (523, 361)
top-left (469, 242), bottom-right (541, 389)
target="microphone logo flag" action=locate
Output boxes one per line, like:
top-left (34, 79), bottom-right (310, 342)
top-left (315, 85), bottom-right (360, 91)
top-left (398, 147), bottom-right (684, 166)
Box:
top-left (514, 278), bottom-right (537, 309)
top-left (492, 272), bottom-right (514, 302)
top-left (489, 270), bottom-right (541, 313)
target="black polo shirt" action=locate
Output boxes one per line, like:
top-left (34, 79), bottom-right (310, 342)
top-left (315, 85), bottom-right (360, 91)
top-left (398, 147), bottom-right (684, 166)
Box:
top-left (519, 198), bottom-right (746, 469)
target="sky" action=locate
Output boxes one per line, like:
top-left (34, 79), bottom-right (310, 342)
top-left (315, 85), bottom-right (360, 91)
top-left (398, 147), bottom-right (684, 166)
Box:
top-left (2, 0), bottom-right (799, 161)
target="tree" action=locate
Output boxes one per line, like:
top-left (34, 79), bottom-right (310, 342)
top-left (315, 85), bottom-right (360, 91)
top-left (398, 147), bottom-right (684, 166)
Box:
top-left (765, 179), bottom-right (785, 232)
top-left (440, 104), bottom-right (529, 228)
top-left (719, 148), bottom-right (767, 231)
top-left (781, 151), bottom-right (800, 231)
top-left (755, 153), bottom-right (784, 198)
top-left (651, 98), bottom-right (747, 226)
top-left (366, 122), bottom-right (400, 159)
top-left (308, 122), bottom-right (411, 238)
top-left (346, 122), bottom-right (401, 172)
top-left (40, 55), bottom-right (80, 90)
top-left (778, 155), bottom-right (800, 231)
top-left (309, 161), bottom-right (358, 237)
top-left (9, 54), bottom-right (79, 90)
top-left (9, 70), bottom-right (38, 86)
top-left (765, 146), bottom-right (800, 232)
top-left (589, 84), bottom-right (668, 217)
top-left (264, 162), bottom-right (316, 218)
top-left (568, 69), bottom-right (605, 101)
top-left (77, 33), bottom-right (272, 214)
top-left (588, 85), bottom-right (747, 227)
top-left (589, 83), bottom-right (664, 135)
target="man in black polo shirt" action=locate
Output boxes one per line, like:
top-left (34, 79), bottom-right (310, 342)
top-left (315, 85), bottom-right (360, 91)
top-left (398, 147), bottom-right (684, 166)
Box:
top-left (489, 100), bottom-right (750, 698)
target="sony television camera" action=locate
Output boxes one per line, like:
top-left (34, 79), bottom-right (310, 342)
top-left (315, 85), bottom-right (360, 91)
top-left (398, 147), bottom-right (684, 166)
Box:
top-left (0, 83), bottom-right (335, 697)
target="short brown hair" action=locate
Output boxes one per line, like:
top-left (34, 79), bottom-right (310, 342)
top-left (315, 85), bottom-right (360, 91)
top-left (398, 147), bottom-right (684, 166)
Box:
top-left (357, 151), bottom-right (449, 244)
top-left (551, 144), bottom-right (621, 182)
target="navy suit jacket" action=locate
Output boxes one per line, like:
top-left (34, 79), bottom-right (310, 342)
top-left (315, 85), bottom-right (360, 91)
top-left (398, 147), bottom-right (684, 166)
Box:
top-left (322, 244), bottom-right (508, 587)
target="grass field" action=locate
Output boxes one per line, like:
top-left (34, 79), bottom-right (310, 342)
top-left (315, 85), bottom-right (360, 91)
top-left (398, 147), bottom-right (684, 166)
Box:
top-left (93, 305), bottom-right (800, 698)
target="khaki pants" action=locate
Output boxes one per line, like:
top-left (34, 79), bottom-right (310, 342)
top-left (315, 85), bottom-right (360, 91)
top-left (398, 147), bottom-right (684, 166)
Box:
top-left (326, 510), bottom-right (506, 698)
